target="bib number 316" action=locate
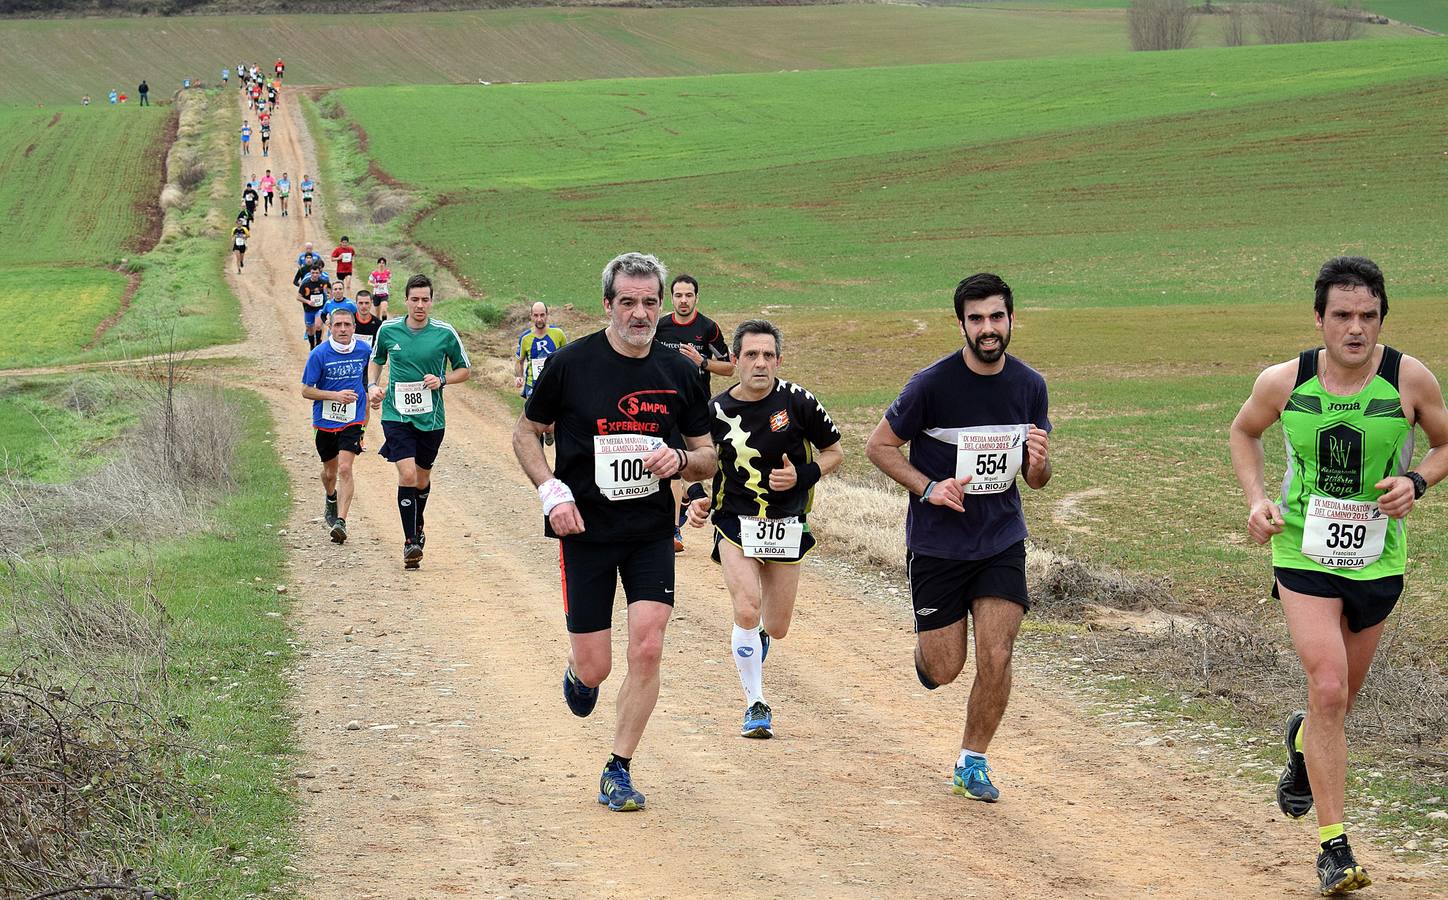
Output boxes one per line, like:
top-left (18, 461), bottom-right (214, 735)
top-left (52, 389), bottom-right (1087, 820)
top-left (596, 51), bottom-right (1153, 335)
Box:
top-left (739, 516), bottom-right (803, 559)
top-left (594, 435), bottom-right (663, 500)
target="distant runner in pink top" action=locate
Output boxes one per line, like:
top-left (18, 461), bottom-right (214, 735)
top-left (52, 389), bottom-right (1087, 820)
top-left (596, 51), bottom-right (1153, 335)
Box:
top-left (259, 171), bottom-right (277, 216)
top-left (368, 257), bottom-right (392, 319)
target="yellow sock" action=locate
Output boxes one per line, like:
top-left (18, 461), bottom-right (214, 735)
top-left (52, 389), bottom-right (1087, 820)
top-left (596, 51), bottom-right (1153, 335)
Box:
top-left (1319, 823), bottom-right (1345, 845)
top-left (1294, 718), bottom-right (1305, 753)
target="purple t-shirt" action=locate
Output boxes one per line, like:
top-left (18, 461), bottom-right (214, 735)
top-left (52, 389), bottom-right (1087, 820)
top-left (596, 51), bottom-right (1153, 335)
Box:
top-left (884, 351), bottom-right (1051, 561)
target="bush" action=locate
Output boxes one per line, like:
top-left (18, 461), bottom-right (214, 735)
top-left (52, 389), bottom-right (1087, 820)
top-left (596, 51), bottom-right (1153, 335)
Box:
top-left (1129, 0), bottom-right (1198, 51)
top-left (1258, 0), bottom-right (1365, 44)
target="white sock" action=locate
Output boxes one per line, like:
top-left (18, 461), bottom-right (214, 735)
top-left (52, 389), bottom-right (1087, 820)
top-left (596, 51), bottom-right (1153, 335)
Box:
top-left (731, 624), bottom-right (765, 705)
top-left (958, 748), bottom-right (986, 767)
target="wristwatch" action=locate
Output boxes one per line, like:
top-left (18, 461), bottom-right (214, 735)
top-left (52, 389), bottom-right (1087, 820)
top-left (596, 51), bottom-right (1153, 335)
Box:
top-left (920, 480), bottom-right (937, 503)
top-left (1406, 471), bottom-right (1428, 500)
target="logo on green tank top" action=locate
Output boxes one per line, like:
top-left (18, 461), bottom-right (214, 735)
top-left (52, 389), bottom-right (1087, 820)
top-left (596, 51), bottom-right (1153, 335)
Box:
top-left (1316, 424), bottom-right (1362, 497)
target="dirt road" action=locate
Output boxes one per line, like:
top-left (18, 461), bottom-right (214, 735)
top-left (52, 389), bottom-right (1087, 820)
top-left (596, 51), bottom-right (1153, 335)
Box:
top-left (227, 93), bottom-right (1445, 898)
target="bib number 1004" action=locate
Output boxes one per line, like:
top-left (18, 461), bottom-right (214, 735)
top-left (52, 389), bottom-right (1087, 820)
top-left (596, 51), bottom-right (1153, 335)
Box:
top-left (609, 457), bottom-right (649, 483)
top-left (593, 434), bottom-right (663, 501)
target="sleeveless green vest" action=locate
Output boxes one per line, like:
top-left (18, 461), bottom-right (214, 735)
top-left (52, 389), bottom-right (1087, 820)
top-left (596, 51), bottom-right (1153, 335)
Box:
top-left (1272, 346), bottom-right (1413, 579)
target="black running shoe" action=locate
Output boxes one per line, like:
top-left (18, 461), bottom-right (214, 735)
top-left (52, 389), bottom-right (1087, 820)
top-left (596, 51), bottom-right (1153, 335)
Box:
top-left (1278, 710), bottom-right (1313, 819)
top-left (330, 518), bottom-right (347, 545)
top-left (563, 665), bottom-right (598, 717)
top-left (403, 541), bottom-right (423, 569)
top-left (1317, 836), bottom-right (1370, 895)
top-left (416, 530), bottom-right (425, 549)
top-left (324, 497), bottom-right (338, 527)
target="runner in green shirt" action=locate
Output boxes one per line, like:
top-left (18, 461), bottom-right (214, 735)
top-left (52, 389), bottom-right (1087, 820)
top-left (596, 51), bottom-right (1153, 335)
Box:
top-left (1230, 256), bottom-right (1448, 897)
top-left (367, 273), bottom-right (472, 569)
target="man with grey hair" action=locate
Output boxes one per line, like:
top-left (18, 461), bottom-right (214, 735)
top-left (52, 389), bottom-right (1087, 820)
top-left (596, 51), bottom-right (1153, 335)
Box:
top-left (513, 252), bottom-right (716, 812)
top-left (684, 319), bottom-right (843, 739)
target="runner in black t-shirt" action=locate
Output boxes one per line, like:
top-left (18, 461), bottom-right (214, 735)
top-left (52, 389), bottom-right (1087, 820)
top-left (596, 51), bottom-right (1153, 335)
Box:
top-left (683, 320), bottom-right (842, 739)
top-left (297, 264), bottom-right (331, 349)
top-left (241, 183), bottom-right (259, 225)
top-left (866, 272), bottom-right (1052, 805)
top-left (514, 252), bottom-right (715, 814)
top-left (352, 290), bottom-right (383, 342)
top-left (654, 274), bottom-right (733, 551)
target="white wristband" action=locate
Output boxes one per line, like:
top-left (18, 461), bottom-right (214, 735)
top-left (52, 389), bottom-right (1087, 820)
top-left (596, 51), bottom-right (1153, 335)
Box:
top-left (539, 478), bottom-right (575, 516)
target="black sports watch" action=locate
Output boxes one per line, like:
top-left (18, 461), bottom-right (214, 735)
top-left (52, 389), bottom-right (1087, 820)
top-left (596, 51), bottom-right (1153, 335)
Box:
top-left (1406, 471), bottom-right (1428, 500)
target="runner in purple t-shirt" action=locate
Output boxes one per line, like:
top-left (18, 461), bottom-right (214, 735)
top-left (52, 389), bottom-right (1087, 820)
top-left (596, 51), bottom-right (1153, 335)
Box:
top-left (866, 272), bottom-right (1051, 805)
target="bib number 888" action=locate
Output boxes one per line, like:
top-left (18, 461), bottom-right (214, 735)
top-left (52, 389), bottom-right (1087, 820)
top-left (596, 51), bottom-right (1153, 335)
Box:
top-left (402, 390), bottom-right (424, 407)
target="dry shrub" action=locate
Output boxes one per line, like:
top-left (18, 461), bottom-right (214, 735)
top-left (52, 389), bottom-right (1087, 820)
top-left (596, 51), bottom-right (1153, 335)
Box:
top-left (366, 187), bottom-right (410, 225)
top-left (0, 661), bottom-right (179, 898)
top-left (1129, 0), bottom-right (1198, 51)
top-left (1258, 0), bottom-right (1364, 44)
top-left (1025, 545), bottom-right (1170, 618)
top-left (158, 184), bottom-right (184, 211)
top-left (1224, 4), bottom-right (1248, 45)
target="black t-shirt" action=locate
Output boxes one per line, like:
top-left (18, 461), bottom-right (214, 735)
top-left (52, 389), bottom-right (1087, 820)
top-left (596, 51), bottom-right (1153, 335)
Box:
top-left (526, 329), bottom-right (711, 542)
top-left (298, 276), bottom-right (329, 308)
top-left (353, 313), bottom-right (382, 340)
top-left (654, 311), bottom-right (728, 393)
top-left (709, 379), bottom-right (841, 521)
top-left (883, 352), bottom-right (1051, 561)
top-left (243, 188), bottom-right (259, 207)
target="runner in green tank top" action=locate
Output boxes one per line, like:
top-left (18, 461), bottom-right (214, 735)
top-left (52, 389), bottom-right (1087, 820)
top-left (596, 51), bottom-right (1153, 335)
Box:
top-left (367, 274), bottom-right (472, 569)
top-left (1230, 257), bottom-right (1448, 897)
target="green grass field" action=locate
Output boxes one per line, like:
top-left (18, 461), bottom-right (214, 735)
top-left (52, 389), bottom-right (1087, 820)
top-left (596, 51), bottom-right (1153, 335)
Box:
top-left (0, 6), bottom-right (1137, 106)
top-left (1365, 0), bottom-right (1448, 31)
top-left (0, 267), bottom-right (130, 369)
top-left (0, 106), bottom-right (166, 268)
top-left (334, 37), bottom-right (1448, 650)
top-left (0, 376), bottom-right (142, 482)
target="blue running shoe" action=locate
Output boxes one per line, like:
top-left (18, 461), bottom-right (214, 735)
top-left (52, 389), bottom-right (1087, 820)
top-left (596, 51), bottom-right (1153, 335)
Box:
top-left (759, 629), bottom-right (770, 663)
top-left (953, 756), bottom-right (999, 802)
top-left (742, 701), bottom-right (773, 739)
top-left (562, 665), bottom-right (598, 718)
top-left (598, 763), bottom-right (645, 811)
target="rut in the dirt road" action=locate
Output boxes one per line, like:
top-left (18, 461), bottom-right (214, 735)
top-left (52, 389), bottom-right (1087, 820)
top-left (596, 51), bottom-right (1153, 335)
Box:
top-left (222, 92), bottom-right (1445, 899)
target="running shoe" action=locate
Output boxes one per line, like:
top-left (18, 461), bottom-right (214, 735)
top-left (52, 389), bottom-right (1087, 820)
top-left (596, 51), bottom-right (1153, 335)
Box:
top-left (1317, 836), bottom-right (1370, 895)
top-left (329, 518), bottom-right (347, 545)
top-left (742, 701), bottom-right (773, 739)
top-left (673, 527), bottom-right (684, 554)
top-left (324, 496), bottom-right (338, 527)
top-left (403, 541), bottom-right (423, 569)
top-left (598, 762), bottom-right (645, 812)
top-left (1278, 710), bottom-right (1313, 819)
top-left (416, 530), bottom-right (426, 549)
top-left (563, 665), bottom-right (598, 717)
top-left (953, 756), bottom-right (999, 802)
top-left (759, 629), bottom-right (770, 663)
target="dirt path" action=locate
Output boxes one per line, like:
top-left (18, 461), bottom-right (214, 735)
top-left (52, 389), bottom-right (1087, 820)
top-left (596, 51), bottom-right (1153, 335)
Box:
top-left (215, 93), bottom-right (1448, 898)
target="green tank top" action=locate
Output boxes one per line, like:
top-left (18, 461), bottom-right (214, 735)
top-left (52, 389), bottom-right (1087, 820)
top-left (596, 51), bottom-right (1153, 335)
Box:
top-left (1272, 346), bottom-right (1413, 579)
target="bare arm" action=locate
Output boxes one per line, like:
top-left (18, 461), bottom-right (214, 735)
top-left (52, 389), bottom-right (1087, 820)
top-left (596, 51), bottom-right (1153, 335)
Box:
top-left (513, 413), bottom-right (585, 536)
top-left (1375, 356), bottom-right (1448, 519)
top-left (705, 357), bottom-right (736, 378)
top-left (816, 441), bottom-right (844, 478)
top-left (1229, 362), bottom-right (1294, 543)
top-left (865, 416), bottom-right (967, 512)
top-left (302, 385), bottom-right (355, 403)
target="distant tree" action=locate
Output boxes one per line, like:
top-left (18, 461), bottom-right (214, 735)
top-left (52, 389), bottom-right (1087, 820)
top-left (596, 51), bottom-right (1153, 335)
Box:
top-left (1257, 0), bottom-right (1365, 44)
top-left (1129, 0), bottom-right (1199, 52)
top-left (1224, 4), bottom-right (1248, 46)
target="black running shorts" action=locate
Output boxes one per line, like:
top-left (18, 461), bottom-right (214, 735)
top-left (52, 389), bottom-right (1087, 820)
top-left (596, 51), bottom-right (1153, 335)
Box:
top-left (1272, 567), bottom-right (1402, 633)
top-left (558, 536), bottom-right (675, 634)
top-left (907, 540), bottom-right (1029, 633)
top-left (379, 420), bottom-right (444, 469)
top-left (711, 514), bottom-right (817, 565)
top-left (314, 424), bottom-right (364, 462)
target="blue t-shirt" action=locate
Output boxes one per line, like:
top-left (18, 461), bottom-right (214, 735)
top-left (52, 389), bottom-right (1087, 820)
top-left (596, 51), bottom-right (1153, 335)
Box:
top-left (321, 299), bottom-right (355, 322)
top-left (884, 352), bottom-right (1051, 561)
top-left (301, 338), bottom-right (370, 430)
top-left (241, 126), bottom-right (251, 141)
top-left (297, 250), bottom-right (323, 268)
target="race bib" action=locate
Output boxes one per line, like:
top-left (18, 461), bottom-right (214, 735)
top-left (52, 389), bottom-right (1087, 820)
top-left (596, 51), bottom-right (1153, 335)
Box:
top-left (320, 398), bottom-right (356, 424)
top-left (1301, 495), bottom-right (1388, 570)
top-left (739, 516), bottom-right (803, 559)
top-left (233, 237), bottom-right (246, 249)
top-left (529, 357), bottom-right (546, 381)
top-left (393, 380), bottom-right (433, 416)
top-left (593, 435), bottom-right (663, 501)
top-left (305, 292), bottom-right (325, 308)
top-left (954, 425), bottom-right (1029, 494)
top-left (340, 252), bottom-right (353, 263)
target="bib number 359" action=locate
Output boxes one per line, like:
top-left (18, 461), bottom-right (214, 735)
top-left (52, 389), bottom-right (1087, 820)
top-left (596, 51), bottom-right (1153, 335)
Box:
top-left (594, 435), bottom-right (663, 500)
top-left (393, 380), bottom-right (434, 416)
top-left (1301, 495), bottom-right (1388, 569)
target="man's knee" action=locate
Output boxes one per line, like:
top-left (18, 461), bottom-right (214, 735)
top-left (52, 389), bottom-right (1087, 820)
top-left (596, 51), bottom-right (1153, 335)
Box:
top-left (337, 457), bottom-right (355, 479)
top-left (1306, 670), bottom-right (1350, 716)
top-left (627, 630), bottom-right (665, 672)
top-left (574, 655), bottom-right (611, 688)
top-left (762, 616), bottom-right (789, 640)
top-left (918, 643), bottom-right (966, 687)
top-left (975, 640), bottom-right (1015, 683)
top-left (732, 595), bottom-right (761, 630)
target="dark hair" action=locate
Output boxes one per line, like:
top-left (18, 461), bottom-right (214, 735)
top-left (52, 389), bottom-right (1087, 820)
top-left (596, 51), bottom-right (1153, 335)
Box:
top-left (355, 289), bottom-right (371, 299)
top-left (404, 273), bottom-right (433, 298)
top-left (310, 261), bottom-right (323, 270)
top-left (377, 257), bottom-right (387, 265)
top-left (1314, 256), bottom-right (1387, 319)
top-left (670, 274), bottom-right (699, 293)
top-left (731, 319), bottom-right (783, 359)
top-left (953, 273), bottom-right (1013, 321)
top-left (340, 235), bottom-right (350, 243)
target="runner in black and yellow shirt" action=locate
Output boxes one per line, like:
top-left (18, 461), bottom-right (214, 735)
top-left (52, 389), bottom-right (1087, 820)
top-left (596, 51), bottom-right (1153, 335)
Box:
top-left (685, 320), bottom-right (842, 739)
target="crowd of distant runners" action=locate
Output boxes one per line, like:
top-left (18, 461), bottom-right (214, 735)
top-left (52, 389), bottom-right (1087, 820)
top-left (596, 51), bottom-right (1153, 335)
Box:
top-left (212, 51), bottom-right (1448, 897)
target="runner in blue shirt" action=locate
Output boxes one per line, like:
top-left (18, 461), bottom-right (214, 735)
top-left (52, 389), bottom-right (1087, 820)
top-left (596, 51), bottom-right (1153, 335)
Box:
top-left (300, 175), bottom-right (316, 217)
top-left (240, 121), bottom-right (252, 156)
top-left (302, 302), bottom-right (369, 544)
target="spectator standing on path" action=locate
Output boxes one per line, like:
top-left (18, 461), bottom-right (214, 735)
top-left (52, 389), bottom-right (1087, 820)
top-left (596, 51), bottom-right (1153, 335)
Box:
top-left (138, 80), bottom-right (149, 106)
